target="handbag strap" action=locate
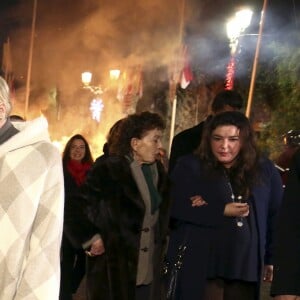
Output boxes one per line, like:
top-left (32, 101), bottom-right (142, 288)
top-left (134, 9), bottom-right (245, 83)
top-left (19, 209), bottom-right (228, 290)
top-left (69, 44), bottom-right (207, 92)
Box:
top-left (174, 226), bottom-right (190, 270)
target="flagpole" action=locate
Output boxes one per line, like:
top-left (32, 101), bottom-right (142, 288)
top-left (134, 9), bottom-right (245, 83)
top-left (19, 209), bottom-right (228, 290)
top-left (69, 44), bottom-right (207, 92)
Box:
top-left (168, 73), bottom-right (178, 156)
top-left (169, 95), bottom-right (177, 155)
top-left (168, 0), bottom-right (186, 155)
top-left (245, 0), bottom-right (268, 118)
top-left (24, 0), bottom-right (37, 119)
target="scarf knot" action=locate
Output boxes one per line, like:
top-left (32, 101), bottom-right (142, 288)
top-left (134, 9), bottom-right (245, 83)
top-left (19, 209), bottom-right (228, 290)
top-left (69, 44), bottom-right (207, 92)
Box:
top-left (67, 160), bottom-right (91, 186)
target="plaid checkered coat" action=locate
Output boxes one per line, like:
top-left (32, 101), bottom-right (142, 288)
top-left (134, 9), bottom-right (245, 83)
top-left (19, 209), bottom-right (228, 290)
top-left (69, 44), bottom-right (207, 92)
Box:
top-left (0, 117), bottom-right (64, 300)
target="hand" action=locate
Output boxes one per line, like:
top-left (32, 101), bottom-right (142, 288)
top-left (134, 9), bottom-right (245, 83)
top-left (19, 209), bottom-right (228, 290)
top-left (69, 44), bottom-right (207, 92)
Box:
top-left (224, 202), bottom-right (249, 217)
top-left (190, 195), bottom-right (208, 207)
top-left (274, 296), bottom-right (300, 300)
top-left (86, 238), bottom-right (105, 257)
top-left (263, 264), bottom-right (273, 282)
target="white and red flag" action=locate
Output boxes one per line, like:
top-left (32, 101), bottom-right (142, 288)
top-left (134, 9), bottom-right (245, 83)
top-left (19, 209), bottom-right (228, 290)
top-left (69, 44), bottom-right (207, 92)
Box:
top-left (180, 45), bottom-right (193, 89)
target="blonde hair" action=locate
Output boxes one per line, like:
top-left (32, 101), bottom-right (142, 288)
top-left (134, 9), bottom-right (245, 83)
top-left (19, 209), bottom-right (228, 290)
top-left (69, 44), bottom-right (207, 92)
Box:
top-left (0, 76), bottom-right (12, 116)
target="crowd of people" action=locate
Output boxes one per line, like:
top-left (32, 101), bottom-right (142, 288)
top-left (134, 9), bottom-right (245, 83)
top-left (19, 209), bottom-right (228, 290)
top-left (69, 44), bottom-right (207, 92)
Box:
top-left (0, 74), bottom-right (299, 300)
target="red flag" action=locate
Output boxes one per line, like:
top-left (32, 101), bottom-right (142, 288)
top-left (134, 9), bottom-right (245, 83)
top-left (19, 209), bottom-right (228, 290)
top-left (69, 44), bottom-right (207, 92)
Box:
top-left (118, 66), bottom-right (143, 114)
top-left (136, 68), bottom-right (143, 99)
top-left (180, 46), bottom-right (193, 89)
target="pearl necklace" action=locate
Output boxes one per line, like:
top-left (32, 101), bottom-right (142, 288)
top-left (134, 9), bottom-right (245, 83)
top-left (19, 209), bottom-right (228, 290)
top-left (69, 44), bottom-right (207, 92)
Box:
top-left (226, 177), bottom-right (244, 227)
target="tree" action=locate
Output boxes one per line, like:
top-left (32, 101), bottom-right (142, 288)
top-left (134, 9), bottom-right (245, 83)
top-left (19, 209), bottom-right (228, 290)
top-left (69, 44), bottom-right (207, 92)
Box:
top-left (255, 30), bottom-right (300, 159)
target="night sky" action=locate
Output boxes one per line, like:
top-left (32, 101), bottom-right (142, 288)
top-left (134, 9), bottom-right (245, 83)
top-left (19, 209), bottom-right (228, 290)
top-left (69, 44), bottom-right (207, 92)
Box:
top-left (0, 0), bottom-right (298, 79)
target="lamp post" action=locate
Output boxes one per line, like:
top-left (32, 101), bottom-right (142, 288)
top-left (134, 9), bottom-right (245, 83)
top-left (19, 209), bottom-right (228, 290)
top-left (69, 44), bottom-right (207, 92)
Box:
top-left (24, 0), bottom-right (38, 119)
top-left (81, 70), bottom-right (120, 122)
top-left (245, 0), bottom-right (268, 118)
top-left (225, 9), bottom-right (253, 90)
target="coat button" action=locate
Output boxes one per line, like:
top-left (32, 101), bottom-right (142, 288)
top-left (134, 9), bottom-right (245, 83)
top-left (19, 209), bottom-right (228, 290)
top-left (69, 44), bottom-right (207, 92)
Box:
top-left (141, 247), bottom-right (148, 252)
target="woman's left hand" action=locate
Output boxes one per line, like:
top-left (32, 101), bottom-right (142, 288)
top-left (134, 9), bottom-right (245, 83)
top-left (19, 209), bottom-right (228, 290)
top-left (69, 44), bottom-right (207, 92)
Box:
top-left (263, 264), bottom-right (273, 282)
top-left (190, 195), bottom-right (208, 207)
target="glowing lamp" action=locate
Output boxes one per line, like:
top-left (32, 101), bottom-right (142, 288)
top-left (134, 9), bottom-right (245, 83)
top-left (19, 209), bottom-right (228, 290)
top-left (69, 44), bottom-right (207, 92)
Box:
top-left (226, 8), bottom-right (253, 53)
top-left (81, 72), bottom-right (92, 85)
top-left (235, 9), bottom-right (253, 33)
top-left (109, 69), bottom-right (120, 81)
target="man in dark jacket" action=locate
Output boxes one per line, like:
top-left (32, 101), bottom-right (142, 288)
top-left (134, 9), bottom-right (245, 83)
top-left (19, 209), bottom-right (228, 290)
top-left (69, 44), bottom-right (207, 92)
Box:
top-left (271, 148), bottom-right (300, 299)
top-left (168, 90), bottom-right (243, 173)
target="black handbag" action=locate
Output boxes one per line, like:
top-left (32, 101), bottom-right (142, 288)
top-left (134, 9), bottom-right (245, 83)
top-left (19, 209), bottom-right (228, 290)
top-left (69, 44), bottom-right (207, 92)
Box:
top-left (164, 233), bottom-right (188, 300)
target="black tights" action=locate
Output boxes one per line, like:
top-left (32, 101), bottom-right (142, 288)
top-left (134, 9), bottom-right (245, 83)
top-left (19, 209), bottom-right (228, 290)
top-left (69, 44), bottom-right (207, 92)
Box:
top-left (203, 278), bottom-right (256, 300)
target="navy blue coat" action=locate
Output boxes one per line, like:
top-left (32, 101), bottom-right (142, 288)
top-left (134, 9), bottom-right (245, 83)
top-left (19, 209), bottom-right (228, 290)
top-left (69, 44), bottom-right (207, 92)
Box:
top-left (166, 154), bottom-right (283, 300)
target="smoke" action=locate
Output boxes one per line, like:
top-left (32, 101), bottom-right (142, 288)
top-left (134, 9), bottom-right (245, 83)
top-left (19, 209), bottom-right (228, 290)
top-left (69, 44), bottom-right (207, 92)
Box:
top-left (5, 0), bottom-right (189, 155)
top-left (2, 0), bottom-right (297, 156)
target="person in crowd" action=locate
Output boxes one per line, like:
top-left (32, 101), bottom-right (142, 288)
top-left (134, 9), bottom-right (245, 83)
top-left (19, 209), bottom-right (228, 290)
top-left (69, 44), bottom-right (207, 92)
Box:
top-left (101, 118), bottom-right (169, 173)
top-left (95, 118), bottom-right (124, 164)
top-left (156, 147), bottom-right (169, 172)
top-left (60, 134), bottom-right (94, 300)
top-left (271, 148), bottom-right (300, 300)
top-left (64, 111), bottom-right (171, 300)
top-left (275, 130), bottom-right (300, 187)
top-left (0, 76), bottom-right (64, 299)
top-left (166, 111), bottom-right (283, 300)
top-left (168, 90), bottom-right (243, 173)
top-left (9, 114), bottom-right (25, 121)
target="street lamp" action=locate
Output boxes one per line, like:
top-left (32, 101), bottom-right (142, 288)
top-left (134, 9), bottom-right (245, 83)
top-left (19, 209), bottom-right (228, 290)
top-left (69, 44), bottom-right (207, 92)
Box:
top-left (225, 8), bottom-right (253, 90)
top-left (81, 70), bottom-right (120, 94)
top-left (109, 69), bottom-right (121, 81)
top-left (81, 70), bottom-right (120, 122)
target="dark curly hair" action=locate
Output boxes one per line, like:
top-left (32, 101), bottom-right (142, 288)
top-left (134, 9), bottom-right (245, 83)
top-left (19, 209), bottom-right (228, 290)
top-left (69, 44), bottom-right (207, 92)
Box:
top-left (196, 111), bottom-right (260, 198)
top-left (62, 134), bottom-right (94, 165)
top-left (109, 111), bottom-right (165, 157)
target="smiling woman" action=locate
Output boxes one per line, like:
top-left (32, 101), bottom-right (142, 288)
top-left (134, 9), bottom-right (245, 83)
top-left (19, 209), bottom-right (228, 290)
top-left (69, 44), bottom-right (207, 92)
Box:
top-left (60, 134), bottom-right (94, 299)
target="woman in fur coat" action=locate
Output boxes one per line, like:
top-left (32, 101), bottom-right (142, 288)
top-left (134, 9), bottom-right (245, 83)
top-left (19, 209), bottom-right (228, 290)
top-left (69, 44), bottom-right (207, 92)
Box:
top-left (64, 111), bottom-right (170, 300)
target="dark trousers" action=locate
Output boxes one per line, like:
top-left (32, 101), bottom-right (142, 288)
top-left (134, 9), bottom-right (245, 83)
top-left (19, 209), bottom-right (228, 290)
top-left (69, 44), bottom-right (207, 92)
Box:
top-left (135, 284), bottom-right (151, 300)
top-left (203, 278), bottom-right (256, 300)
top-left (60, 237), bottom-right (86, 300)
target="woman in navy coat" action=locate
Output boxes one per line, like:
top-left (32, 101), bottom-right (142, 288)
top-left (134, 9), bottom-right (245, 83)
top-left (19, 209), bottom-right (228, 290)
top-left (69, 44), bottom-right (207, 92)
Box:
top-left (166, 111), bottom-right (283, 300)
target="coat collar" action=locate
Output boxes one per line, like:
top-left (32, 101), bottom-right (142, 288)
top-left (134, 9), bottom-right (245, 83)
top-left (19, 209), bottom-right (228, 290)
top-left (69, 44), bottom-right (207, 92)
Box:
top-left (0, 116), bottom-right (50, 157)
